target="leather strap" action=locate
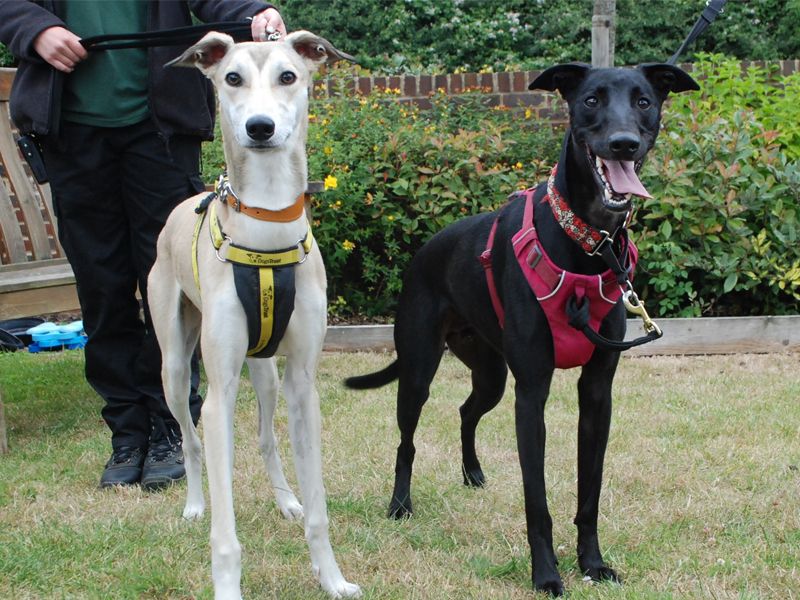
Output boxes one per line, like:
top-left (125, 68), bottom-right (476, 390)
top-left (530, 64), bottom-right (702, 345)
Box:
top-left (80, 21), bottom-right (252, 51)
top-left (224, 190), bottom-right (307, 223)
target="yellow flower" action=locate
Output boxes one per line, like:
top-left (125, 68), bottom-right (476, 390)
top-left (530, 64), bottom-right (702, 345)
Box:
top-left (324, 175), bottom-right (338, 190)
top-left (524, 108), bottom-right (533, 119)
top-left (342, 239), bottom-right (355, 251)
top-left (515, 161), bottom-right (523, 170)
top-left (387, 215), bottom-right (394, 221)
top-left (323, 146), bottom-right (333, 155)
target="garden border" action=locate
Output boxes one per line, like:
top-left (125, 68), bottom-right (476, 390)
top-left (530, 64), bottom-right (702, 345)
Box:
top-left (323, 315), bottom-right (800, 355)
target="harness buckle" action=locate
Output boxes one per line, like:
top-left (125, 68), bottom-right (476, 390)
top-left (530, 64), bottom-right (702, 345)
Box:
top-left (215, 235), bottom-right (232, 263)
top-left (297, 243), bottom-right (309, 264)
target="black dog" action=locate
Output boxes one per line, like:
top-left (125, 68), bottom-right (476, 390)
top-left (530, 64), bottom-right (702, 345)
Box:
top-left (346, 63), bottom-right (698, 595)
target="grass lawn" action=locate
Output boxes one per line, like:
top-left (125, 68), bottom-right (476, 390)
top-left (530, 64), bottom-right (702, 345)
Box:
top-left (1, 349), bottom-right (799, 599)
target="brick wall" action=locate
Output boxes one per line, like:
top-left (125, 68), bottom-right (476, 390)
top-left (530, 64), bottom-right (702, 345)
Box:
top-left (313, 59), bottom-right (800, 123)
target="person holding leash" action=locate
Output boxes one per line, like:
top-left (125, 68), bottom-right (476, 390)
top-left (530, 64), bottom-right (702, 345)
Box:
top-left (0, 0), bottom-right (286, 490)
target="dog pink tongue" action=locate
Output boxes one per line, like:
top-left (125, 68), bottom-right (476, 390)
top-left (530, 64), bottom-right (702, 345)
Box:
top-left (603, 160), bottom-right (652, 198)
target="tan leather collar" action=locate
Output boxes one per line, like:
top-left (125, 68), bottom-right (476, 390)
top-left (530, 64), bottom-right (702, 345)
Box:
top-left (216, 175), bottom-right (306, 223)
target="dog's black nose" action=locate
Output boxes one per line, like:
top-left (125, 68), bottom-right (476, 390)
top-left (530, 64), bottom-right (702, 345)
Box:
top-left (245, 116), bottom-right (275, 141)
top-left (608, 132), bottom-right (640, 158)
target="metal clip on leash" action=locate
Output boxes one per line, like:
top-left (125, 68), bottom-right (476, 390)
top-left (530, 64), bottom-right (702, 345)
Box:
top-left (622, 285), bottom-right (662, 337)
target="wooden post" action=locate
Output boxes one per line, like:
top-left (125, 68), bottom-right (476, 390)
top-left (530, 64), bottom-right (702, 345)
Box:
top-left (592, 0), bottom-right (616, 68)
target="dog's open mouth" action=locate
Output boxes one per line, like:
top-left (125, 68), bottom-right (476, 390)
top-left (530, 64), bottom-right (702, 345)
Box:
top-left (589, 150), bottom-right (652, 211)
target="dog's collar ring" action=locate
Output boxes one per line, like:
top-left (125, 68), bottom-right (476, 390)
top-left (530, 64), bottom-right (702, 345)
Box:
top-left (586, 229), bottom-right (612, 256)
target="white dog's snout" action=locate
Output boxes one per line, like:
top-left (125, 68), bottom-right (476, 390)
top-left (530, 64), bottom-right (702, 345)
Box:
top-left (245, 115), bottom-right (276, 142)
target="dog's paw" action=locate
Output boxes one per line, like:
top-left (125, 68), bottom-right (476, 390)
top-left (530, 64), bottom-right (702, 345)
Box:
top-left (461, 464), bottom-right (486, 488)
top-left (277, 497), bottom-right (304, 521)
top-left (387, 495), bottom-right (412, 519)
top-left (182, 502), bottom-right (205, 520)
top-left (321, 577), bottom-right (362, 599)
top-left (534, 578), bottom-right (564, 597)
top-left (582, 565), bottom-right (620, 583)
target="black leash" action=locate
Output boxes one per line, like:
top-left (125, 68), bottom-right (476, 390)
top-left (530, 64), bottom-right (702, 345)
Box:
top-left (80, 20), bottom-right (252, 51)
top-left (566, 295), bottom-right (663, 352)
top-left (668, 0), bottom-right (728, 65)
top-left (566, 233), bottom-right (664, 352)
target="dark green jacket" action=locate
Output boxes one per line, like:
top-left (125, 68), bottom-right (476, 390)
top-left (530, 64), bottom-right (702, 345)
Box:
top-left (0, 0), bottom-right (271, 139)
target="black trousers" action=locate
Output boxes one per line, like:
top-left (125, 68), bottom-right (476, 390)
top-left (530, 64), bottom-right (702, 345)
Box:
top-left (43, 119), bottom-right (203, 450)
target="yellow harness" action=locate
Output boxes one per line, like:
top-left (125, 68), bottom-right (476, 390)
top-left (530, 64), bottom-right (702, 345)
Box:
top-left (191, 187), bottom-right (314, 357)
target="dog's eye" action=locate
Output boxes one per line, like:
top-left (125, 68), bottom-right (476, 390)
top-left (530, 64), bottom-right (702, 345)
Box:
top-left (225, 72), bottom-right (243, 87)
top-left (637, 97), bottom-right (652, 109)
top-left (584, 96), bottom-right (599, 108)
top-left (279, 71), bottom-right (297, 85)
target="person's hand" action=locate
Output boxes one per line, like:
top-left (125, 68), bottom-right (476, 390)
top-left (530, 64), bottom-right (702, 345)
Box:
top-left (33, 26), bottom-right (87, 73)
top-left (250, 8), bottom-right (287, 42)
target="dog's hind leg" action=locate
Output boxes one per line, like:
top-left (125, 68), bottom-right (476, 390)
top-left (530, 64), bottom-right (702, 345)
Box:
top-left (446, 331), bottom-right (507, 487)
top-left (574, 346), bottom-right (622, 584)
top-left (247, 356), bottom-right (304, 521)
top-left (148, 262), bottom-right (204, 518)
top-left (389, 306), bottom-right (447, 519)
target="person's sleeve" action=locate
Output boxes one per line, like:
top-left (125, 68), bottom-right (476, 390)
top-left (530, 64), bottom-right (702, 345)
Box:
top-left (0, 0), bottom-right (67, 61)
top-left (188, 0), bottom-right (275, 24)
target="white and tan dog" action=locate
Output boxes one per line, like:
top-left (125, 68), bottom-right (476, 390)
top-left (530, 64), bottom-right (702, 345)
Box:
top-left (147, 31), bottom-right (360, 599)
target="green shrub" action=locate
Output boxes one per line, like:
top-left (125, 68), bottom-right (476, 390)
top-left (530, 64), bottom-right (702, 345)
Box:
top-left (306, 79), bottom-right (559, 317)
top-left (637, 55), bottom-right (800, 317)
top-left (202, 56), bottom-right (799, 319)
top-left (279, 0), bottom-right (799, 73)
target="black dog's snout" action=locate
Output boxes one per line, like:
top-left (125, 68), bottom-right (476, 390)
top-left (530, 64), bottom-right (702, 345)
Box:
top-left (245, 116), bottom-right (275, 141)
top-left (608, 132), bottom-right (641, 158)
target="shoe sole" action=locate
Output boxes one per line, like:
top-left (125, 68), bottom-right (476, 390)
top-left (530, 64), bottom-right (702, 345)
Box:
top-left (99, 479), bottom-right (140, 490)
top-left (141, 473), bottom-right (186, 492)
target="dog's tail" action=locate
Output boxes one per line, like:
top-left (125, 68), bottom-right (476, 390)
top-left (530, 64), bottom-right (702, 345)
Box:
top-left (344, 361), bottom-right (399, 389)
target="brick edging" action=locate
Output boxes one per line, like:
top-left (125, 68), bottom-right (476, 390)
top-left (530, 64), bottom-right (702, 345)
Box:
top-left (313, 59), bottom-right (799, 117)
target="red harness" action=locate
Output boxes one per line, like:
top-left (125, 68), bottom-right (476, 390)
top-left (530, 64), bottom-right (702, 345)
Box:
top-left (479, 171), bottom-right (638, 369)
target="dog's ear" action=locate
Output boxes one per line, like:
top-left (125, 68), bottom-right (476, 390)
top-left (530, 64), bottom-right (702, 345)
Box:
top-left (284, 30), bottom-right (356, 72)
top-left (528, 63), bottom-right (592, 100)
top-left (165, 32), bottom-right (235, 75)
top-left (638, 63), bottom-right (700, 100)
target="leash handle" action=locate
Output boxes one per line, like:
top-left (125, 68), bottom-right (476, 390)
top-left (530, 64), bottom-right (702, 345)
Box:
top-left (80, 21), bottom-right (253, 51)
top-left (566, 295), bottom-right (663, 353)
top-left (668, 0), bottom-right (728, 65)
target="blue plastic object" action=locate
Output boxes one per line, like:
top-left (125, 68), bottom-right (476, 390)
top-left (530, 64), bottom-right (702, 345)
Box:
top-left (26, 321), bottom-right (87, 352)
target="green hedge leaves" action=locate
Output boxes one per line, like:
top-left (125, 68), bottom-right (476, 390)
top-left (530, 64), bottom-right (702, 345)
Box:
top-left (202, 55), bottom-right (799, 319)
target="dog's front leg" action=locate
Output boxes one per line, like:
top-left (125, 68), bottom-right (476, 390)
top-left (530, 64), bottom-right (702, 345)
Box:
top-left (202, 348), bottom-right (245, 600)
top-left (247, 356), bottom-right (304, 520)
top-left (574, 347), bottom-right (622, 584)
top-left (282, 349), bottom-right (362, 598)
top-left (513, 373), bottom-right (564, 596)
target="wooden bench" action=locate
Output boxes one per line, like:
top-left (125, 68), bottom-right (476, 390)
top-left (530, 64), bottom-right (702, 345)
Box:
top-left (0, 67), bottom-right (77, 320)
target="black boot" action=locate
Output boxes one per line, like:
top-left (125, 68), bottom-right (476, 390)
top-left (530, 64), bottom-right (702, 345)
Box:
top-left (100, 446), bottom-right (145, 488)
top-left (141, 418), bottom-right (185, 492)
